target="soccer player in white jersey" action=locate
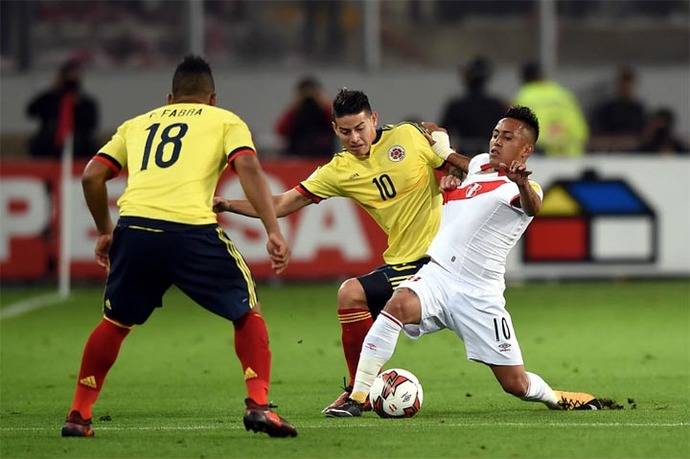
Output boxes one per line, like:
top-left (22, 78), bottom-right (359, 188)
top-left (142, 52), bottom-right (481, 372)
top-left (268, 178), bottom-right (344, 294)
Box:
top-left (327, 106), bottom-right (604, 417)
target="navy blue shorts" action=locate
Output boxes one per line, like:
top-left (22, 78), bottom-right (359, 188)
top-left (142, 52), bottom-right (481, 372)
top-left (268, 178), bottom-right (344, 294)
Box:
top-left (104, 217), bottom-right (257, 326)
top-left (357, 257), bottom-right (430, 318)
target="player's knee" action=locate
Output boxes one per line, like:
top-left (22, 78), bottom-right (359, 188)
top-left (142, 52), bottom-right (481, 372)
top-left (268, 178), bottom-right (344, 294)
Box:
top-left (383, 300), bottom-right (404, 321)
top-left (337, 278), bottom-right (368, 311)
top-left (499, 375), bottom-right (529, 398)
top-left (382, 290), bottom-right (416, 323)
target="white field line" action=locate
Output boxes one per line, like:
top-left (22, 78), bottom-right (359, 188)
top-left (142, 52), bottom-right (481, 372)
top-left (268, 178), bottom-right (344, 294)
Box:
top-left (0, 292), bottom-right (67, 320)
top-left (1, 422), bottom-right (687, 433)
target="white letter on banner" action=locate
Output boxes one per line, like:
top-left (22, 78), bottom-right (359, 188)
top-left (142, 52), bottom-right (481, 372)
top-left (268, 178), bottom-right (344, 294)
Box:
top-left (292, 199), bottom-right (370, 261)
top-left (216, 175), bottom-right (291, 262)
top-left (0, 178), bottom-right (50, 261)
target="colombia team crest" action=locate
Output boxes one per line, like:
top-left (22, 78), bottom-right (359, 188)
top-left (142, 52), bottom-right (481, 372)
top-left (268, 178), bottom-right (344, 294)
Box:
top-left (388, 145), bottom-right (406, 162)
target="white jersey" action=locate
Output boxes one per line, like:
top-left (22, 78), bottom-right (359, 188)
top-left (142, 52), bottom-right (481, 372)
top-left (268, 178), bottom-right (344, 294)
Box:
top-left (427, 154), bottom-right (543, 295)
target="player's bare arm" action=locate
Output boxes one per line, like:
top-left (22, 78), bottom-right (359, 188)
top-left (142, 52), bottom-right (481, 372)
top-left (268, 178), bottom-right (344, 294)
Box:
top-left (82, 158), bottom-right (116, 269)
top-left (421, 121), bottom-right (471, 173)
top-left (499, 160), bottom-right (542, 216)
top-left (233, 154), bottom-right (290, 273)
top-left (213, 188), bottom-right (311, 218)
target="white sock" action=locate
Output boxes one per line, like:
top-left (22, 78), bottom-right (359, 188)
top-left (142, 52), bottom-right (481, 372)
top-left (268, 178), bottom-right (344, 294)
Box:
top-left (522, 371), bottom-right (558, 407)
top-left (351, 311), bottom-right (403, 403)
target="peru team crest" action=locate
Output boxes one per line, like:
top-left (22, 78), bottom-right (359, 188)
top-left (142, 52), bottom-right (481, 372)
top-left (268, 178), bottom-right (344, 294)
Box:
top-left (388, 145), bottom-right (406, 162)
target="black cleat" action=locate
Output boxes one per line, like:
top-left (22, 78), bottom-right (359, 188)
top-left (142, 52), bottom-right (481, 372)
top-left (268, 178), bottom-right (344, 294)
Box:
top-left (243, 398), bottom-right (297, 438)
top-left (322, 380), bottom-right (371, 414)
top-left (61, 410), bottom-right (94, 437)
top-left (324, 398), bottom-right (363, 418)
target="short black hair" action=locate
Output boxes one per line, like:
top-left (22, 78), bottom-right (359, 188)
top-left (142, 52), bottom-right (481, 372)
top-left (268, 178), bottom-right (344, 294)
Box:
top-left (505, 105), bottom-right (539, 142)
top-left (172, 55), bottom-right (215, 97)
top-left (332, 88), bottom-right (372, 118)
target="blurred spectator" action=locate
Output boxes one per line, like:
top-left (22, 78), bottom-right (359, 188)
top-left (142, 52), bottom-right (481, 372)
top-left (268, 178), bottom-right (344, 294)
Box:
top-left (591, 66), bottom-right (647, 136)
top-left (514, 62), bottom-right (589, 157)
top-left (26, 59), bottom-right (99, 158)
top-left (440, 56), bottom-right (508, 156)
top-left (638, 108), bottom-right (689, 154)
top-left (275, 76), bottom-right (335, 157)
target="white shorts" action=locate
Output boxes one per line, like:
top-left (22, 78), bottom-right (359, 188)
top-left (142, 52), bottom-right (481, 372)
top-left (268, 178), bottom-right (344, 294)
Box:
top-left (397, 261), bottom-right (524, 366)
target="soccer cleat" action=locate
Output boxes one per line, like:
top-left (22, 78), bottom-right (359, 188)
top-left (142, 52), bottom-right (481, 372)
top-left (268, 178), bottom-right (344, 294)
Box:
top-left (552, 390), bottom-right (603, 410)
top-left (324, 398), bottom-right (363, 418)
top-left (243, 398), bottom-right (297, 438)
top-left (321, 386), bottom-right (352, 414)
top-left (321, 383), bottom-right (371, 414)
top-left (61, 410), bottom-right (94, 437)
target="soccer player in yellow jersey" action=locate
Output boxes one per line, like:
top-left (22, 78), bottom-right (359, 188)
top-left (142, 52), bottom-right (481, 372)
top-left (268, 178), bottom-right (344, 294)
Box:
top-left (61, 56), bottom-right (297, 438)
top-left (214, 89), bottom-right (448, 414)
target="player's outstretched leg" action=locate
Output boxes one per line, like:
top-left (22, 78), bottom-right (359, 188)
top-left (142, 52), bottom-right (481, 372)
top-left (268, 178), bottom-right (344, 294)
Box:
top-left (490, 365), bottom-right (602, 410)
top-left (233, 309), bottom-right (297, 437)
top-left (62, 318), bottom-right (131, 437)
top-left (323, 279), bottom-right (373, 413)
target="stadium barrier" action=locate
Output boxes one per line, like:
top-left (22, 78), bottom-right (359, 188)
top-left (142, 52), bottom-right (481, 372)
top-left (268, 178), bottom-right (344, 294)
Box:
top-left (1, 156), bottom-right (688, 281)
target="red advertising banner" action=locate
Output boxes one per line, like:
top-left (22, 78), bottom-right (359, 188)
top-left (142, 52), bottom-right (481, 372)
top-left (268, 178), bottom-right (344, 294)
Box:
top-left (0, 160), bottom-right (388, 281)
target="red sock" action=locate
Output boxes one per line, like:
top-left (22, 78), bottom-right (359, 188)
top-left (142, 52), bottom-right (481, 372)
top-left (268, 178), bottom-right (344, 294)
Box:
top-left (70, 318), bottom-right (130, 419)
top-left (234, 311), bottom-right (271, 406)
top-left (338, 308), bottom-right (373, 386)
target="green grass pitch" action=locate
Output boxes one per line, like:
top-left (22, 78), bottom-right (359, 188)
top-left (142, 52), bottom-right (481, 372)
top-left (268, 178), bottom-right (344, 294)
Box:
top-left (1, 280), bottom-right (688, 458)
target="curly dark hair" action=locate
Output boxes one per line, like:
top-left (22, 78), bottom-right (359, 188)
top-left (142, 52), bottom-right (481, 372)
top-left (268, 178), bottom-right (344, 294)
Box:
top-left (332, 88), bottom-right (372, 118)
top-left (505, 105), bottom-right (539, 142)
top-left (172, 55), bottom-right (215, 97)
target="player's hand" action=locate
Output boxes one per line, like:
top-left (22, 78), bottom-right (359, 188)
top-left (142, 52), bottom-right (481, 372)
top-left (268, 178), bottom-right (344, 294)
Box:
top-left (420, 122), bottom-right (454, 160)
top-left (212, 196), bottom-right (230, 213)
top-left (439, 175), bottom-right (460, 191)
top-left (499, 161), bottom-right (532, 186)
top-left (420, 122), bottom-right (447, 146)
top-left (94, 233), bottom-right (112, 272)
top-left (266, 232), bottom-right (290, 275)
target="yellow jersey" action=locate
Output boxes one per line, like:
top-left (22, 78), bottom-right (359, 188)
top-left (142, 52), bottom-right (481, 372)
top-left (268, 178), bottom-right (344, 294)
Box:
top-left (297, 122), bottom-right (444, 265)
top-left (96, 103), bottom-right (255, 224)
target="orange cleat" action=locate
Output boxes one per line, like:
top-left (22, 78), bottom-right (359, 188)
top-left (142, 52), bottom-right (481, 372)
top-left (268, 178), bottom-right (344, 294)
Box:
top-left (552, 390), bottom-right (603, 410)
top-left (243, 398), bottom-right (297, 438)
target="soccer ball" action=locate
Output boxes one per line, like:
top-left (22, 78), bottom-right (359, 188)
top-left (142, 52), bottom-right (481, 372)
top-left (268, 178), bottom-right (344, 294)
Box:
top-left (369, 368), bottom-right (423, 418)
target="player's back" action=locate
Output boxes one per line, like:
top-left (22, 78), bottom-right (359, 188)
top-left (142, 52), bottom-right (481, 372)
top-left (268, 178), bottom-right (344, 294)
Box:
top-left (98, 103), bottom-right (254, 225)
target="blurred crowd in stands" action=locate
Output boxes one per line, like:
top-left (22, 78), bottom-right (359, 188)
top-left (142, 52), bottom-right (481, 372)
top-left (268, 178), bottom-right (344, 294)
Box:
top-left (2, 0), bottom-right (687, 158)
top-left (3, 0), bottom-right (687, 72)
top-left (440, 58), bottom-right (688, 157)
top-left (21, 56), bottom-right (688, 161)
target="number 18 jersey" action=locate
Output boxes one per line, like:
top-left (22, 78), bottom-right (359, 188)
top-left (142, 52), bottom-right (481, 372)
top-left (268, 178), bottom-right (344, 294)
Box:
top-left (297, 122), bottom-right (445, 265)
top-left (96, 103), bottom-right (255, 225)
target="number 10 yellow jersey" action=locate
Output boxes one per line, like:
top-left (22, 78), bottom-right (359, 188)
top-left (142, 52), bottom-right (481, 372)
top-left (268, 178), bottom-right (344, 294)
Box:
top-left (298, 122), bottom-right (444, 265)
